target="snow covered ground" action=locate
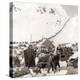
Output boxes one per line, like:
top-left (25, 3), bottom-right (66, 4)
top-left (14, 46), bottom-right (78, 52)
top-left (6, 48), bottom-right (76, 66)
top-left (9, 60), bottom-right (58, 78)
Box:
top-left (21, 69), bottom-right (67, 78)
top-left (19, 60), bottom-right (78, 78)
top-left (19, 61), bottom-right (68, 78)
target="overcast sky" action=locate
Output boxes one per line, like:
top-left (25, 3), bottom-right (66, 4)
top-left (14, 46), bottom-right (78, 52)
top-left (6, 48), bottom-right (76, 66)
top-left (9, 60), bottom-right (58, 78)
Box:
top-left (62, 5), bottom-right (78, 17)
top-left (12, 2), bottom-right (78, 43)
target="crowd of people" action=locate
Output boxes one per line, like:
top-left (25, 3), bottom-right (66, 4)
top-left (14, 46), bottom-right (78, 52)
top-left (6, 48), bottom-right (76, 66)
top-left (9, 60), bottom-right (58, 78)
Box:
top-left (10, 42), bottom-right (78, 77)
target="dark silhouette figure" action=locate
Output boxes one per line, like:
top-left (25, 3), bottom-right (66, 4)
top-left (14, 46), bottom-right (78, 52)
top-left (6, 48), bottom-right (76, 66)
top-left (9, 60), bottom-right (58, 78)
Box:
top-left (24, 45), bottom-right (36, 68)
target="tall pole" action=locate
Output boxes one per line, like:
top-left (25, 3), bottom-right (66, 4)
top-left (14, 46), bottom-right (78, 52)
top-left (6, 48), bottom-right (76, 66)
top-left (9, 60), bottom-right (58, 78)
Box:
top-left (30, 33), bottom-right (32, 43)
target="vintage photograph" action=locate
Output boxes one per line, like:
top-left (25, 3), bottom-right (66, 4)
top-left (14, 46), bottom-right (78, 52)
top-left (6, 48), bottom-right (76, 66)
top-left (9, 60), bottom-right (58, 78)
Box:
top-left (9, 2), bottom-right (78, 78)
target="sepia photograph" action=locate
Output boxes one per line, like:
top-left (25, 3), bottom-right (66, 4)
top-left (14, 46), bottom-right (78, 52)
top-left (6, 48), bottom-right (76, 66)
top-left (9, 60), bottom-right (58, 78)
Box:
top-left (9, 2), bottom-right (78, 78)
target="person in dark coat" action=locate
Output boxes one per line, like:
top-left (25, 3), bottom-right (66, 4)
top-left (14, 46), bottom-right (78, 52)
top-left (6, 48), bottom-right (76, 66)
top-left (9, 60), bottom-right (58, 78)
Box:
top-left (53, 54), bottom-right (60, 70)
top-left (53, 49), bottom-right (60, 71)
top-left (24, 45), bottom-right (36, 68)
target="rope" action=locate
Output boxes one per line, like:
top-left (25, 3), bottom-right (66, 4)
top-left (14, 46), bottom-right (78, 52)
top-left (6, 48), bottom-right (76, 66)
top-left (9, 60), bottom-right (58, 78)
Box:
top-left (48, 17), bottom-right (70, 39)
top-left (37, 17), bottom-right (70, 44)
